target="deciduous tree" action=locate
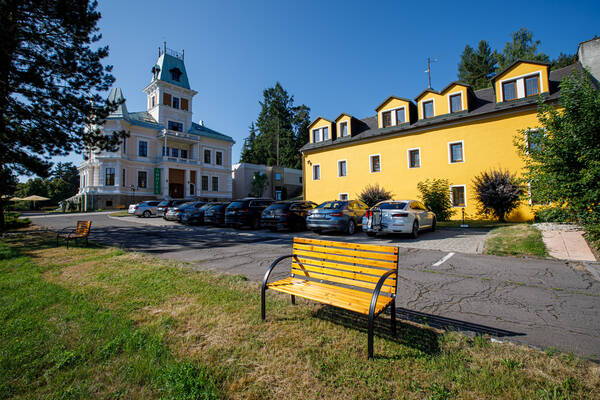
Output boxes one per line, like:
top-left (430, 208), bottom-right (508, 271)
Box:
top-left (495, 28), bottom-right (549, 71)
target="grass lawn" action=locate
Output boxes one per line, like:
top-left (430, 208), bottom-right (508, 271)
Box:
top-left (484, 225), bottom-right (548, 257)
top-left (437, 220), bottom-right (514, 229)
top-left (1, 231), bottom-right (597, 399)
top-left (108, 210), bottom-right (130, 217)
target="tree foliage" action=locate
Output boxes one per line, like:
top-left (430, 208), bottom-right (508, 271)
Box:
top-left (417, 179), bottom-right (455, 221)
top-left (495, 28), bottom-right (549, 71)
top-left (0, 0), bottom-right (124, 228)
top-left (472, 169), bottom-right (524, 221)
top-left (240, 83), bottom-right (310, 169)
top-left (357, 184), bottom-right (393, 208)
top-left (458, 40), bottom-right (497, 90)
top-left (516, 71), bottom-right (600, 223)
top-left (551, 53), bottom-right (578, 71)
top-left (249, 172), bottom-right (268, 197)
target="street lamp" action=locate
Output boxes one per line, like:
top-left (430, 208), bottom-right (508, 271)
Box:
top-left (129, 184), bottom-right (136, 205)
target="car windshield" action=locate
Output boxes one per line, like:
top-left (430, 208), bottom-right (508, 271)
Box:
top-left (178, 202), bottom-right (195, 208)
top-left (228, 201), bottom-right (245, 208)
top-left (200, 204), bottom-right (213, 210)
top-left (378, 202), bottom-right (408, 210)
top-left (266, 203), bottom-right (289, 210)
top-left (158, 201), bottom-right (169, 206)
top-left (317, 201), bottom-right (344, 210)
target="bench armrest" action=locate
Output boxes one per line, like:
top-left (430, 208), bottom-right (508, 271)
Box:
top-left (56, 227), bottom-right (75, 237)
top-left (368, 269), bottom-right (397, 318)
top-left (262, 254), bottom-right (293, 290)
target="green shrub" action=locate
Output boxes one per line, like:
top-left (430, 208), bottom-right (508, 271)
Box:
top-left (584, 224), bottom-right (600, 252)
top-left (534, 206), bottom-right (576, 222)
top-left (417, 179), bottom-right (455, 221)
top-left (357, 184), bottom-right (393, 208)
top-left (472, 169), bottom-right (524, 221)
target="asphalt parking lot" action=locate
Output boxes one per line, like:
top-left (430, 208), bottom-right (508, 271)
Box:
top-left (26, 212), bottom-right (600, 361)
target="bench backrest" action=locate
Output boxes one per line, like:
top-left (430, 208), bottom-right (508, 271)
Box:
top-left (75, 220), bottom-right (92, 235)
top-left (291, 237), bottom-right (399, 295)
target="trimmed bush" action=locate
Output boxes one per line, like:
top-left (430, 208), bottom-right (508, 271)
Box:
top-left (472, 169), bottom-right (524, 221)
top-left (357, 184), bottom-right (393, 208)
top-left (534, 206), bottom-right (576, 222)
top-left (417, 179), bottom-right (455, 221)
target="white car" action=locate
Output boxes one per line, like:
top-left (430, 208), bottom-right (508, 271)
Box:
top-left (128, 200), bottom-right (160, 217)
top-left (362, 200), bottom-right (436, 238)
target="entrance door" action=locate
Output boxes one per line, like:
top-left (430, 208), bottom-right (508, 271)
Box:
top-left (168, 168), bottom-right (185, 198)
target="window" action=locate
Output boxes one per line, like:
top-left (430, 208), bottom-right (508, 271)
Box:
top-left (423, 100), bottom-right (434, 118)
top-left (450, 94), bottom-right (462, 113)
top-left (395, 108), bottom-right (405, 124)
top-left (339, 121), bottom-right (348, 137)
top-left (168, 121), bottom-right (183, 132)
top-left (526, 129), bottom-right (544, 153)
top-left (212, 176), bottom-right (218, 192)
top-left (201, 175), bottom-right (209, 191)
top-left (322, 127), bottom-right (329, 141)
top-left (370, 154), bottom-right (381, 173)
top-left (312, 164), bottom-right (321, 180)
top-left (122, 169), bottom-right (126, 187)
top-left (408, 149), bottom-right (420, 168)
top-left (525, 75), bottom-right (539, 97)
top-left (382, 111), bottom-right (392, 127)
top-left (106, 200), bottom-right (113, 207)
top-left (338, 160), bottom-right (347, 177)
top-left (451, 186), bottom-right (466, 207)
top-left (122, 138), bottom-right (127, 154)
top-left (170, 67), bottom-right (182, 82)
top-left (138, 141), bottom-right (147, 157)
top-left (275, 172), bottom-right (281, 180)
top-left (449, 142), bottom-right (464, 163)
top-left (312, 129), bottom-right (320, 143)
top-left (502, 80), bottom-right (517, 101)
top-left (171, 148), bottom-right (179, 158)
top-left (339, 193), bottom-right (348, 201)
top-left (204, 149), bottom-right (211, 164)
top-left (172, 97), bottom-right (180, 109)
top-left (216, 151), bottom-right (223, 165)
top-left (138, 171), bottom-right (147, 188)
top-left (105, 168), bottom-right (115, 186)
top-left (151, 96), bottom-right (155, 108)
top-left (180, 149), bottom-right (188, 159)
top-left (162, 146), bottom-right (169, 156)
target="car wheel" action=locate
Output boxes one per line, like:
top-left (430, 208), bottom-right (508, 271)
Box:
top-left (346, 220), bottom-right (356, 235)
top-left (143, 210), bottom-right (151, 218)
top-left (411, 220), bottom-right (419, 239)
top-left (431, 217), bottom-right (436, 232)
top-left (366, 232), bottom-right (376, 237)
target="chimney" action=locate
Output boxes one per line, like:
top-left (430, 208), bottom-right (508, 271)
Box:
top-left (578, 37), bottom-right (600, 84)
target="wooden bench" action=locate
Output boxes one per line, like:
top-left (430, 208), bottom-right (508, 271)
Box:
top-left (56, 220), bottom-right (92, 249)
top-left (261, 237), bottom-right (399, 358)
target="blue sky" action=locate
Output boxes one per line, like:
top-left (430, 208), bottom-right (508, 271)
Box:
top-left (47, 0), bottom-right (599, 174)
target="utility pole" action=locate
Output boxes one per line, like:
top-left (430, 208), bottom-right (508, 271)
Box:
top-left (425, 56), bottom-right (438, 89)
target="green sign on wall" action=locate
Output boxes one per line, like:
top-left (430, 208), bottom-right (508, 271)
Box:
top-left (153, 168), bottom-right (161, 195)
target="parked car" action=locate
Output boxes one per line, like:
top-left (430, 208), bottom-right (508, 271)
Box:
top-left (224, 198), bottom-right (274, 229)
top-left (157, 199), bottom-right (193, 218)
top-left (165, 201), bottom-right (206, 222)
top-left (306, 200), bottom-right (368, 234)
top-left (181, 202), bottom-right (218, 225)
top-left (362, 200), bottom-right (436, 238)
top-left (261, 200), bottom-right (318, 231)
top-left (128, 200), bottom-right (161, 217)
top-left (203, 202), bottom-right (231, 226)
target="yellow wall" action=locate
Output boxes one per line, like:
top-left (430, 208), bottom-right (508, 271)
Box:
top-left (335, 114), bottom-right (352, 136)
top-left (417, 92), bottom-right (440, 119)
top-left (308, 118), bottom-right (333, 143)
top-left (494, 62), bottom-right (549, 102)
top-left (376, 98), bottom-right (412, 127)
top-left (441, 84), bottom-right (469, 113)
top-left (304, 109), bottom-right (543, 222)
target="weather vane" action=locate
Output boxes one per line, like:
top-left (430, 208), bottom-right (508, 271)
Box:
top-left (425, 56), bottom-right (439, 89)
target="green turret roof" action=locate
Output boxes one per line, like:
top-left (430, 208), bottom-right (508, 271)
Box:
top-left (153, 53), bottom-right (191, 89)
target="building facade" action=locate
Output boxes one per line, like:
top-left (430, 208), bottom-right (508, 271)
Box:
top-left (301, 39), bottom-right (599, 221)
top-left (78, 46), bottom-right (234, 209)
top-left (232, 163), bottom-right (303, 200)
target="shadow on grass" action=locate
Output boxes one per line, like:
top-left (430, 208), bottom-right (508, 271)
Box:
top-left (2, 229), bottom-right (107, 257)
top-left (314, 305), bottom-right (441, 357)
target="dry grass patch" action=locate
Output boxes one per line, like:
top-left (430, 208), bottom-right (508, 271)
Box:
top-left (484, 224), bottom-right (548, 257)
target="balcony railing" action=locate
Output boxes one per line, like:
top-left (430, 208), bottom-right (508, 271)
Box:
top-left (157, 129), bottom-right (198, 142)
top-left (160, 156), bottom-right (199, 165)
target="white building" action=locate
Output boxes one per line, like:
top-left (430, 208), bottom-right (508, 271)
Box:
top-left (232, 163), bottom-right (303, 200)
top-left (78, 46), bottom-right (234, 209)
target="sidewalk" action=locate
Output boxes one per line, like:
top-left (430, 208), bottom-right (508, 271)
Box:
top-left (534, 223), bottom-right (596, 262)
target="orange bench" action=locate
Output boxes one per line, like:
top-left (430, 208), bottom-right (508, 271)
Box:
top-left (261, 237), bottom-right (399, 358)
top-left (56, 220), bottom-right (92, 249)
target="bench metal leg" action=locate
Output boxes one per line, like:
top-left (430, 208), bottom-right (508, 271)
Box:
top-left (291, 295), bottom-right (296, 305)
top-left (390, 299), bottom-right (397, 337)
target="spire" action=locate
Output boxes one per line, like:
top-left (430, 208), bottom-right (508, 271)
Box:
top-left (107, 87), bottom-right (128, 118)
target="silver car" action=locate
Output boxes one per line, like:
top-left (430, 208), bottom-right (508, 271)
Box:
top-left (306, 200), bottom-right (368, 235)
top-left (362, 200), bottom-right (436, 238)
top-left (128, 200), bottom-right (161, 217)
top-left (164, 201), bottom-right (200, 221)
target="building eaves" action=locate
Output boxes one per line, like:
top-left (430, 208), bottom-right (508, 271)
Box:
top-left (188, 122), bottom-right (235, 143)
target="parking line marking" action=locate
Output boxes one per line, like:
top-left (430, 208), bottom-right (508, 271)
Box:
top-left (432, 252), bottom-right (455, 267)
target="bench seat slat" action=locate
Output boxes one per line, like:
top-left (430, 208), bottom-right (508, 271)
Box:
top-left (294, 256), bottom-right (394, 280)
top-left (291, 267), bottom-right (396, 294)
top-left (292, 261), bottom-right (396, 288)
top-left (293, 243), bottom-right (398, 262)
top-left (293, 249), bottom-right (396, 269)
top-left (267, 277), bottom-right (393, 315)
top-left (294, 237), bottom-right (398, 254)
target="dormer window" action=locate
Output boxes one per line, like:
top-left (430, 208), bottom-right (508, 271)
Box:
top-left (502, 80), bottom-right (517, 101)
top-left (312, 129), bottom-right (320, 143)
top-left (423, 100), bottom-right (434, 119)
top-left (382, 111), bottom-right (392, 128)
top-left (312, 126), bottom-right (329, 142)
top-left (450, 94), bottom-right (462, 113)
top-left (525, 75), bottom-right (540, 96)
top-left (339, 122), bottom-right (348, 137)
top-left (395, 108), bottom-right (405, 124)
top-left (170, 67), bottom-right (182, 82)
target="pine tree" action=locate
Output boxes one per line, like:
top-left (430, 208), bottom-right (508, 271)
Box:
top-left (240, 122), bottom-right (258, 163)
top-left (495, 28), bottom-right (550, 71)
top-left (457, 40), bottom-right (497, 90)
top-left (0, 0), bottom-right (125, 229)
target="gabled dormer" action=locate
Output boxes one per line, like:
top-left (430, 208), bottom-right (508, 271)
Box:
top-left (439, 82), bottom-right (472, 114)
top-left (415, 89), bottom-right (440, 120)
top-left (334, 113), bottom-right (369, 138)
top-left (375, 96), bottom-right (415, 128)
top-left (492, 60), bottom-right (550, 103)
top-left (308, 117), bottom-right (334, 144)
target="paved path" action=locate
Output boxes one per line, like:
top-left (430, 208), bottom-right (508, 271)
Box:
top-left (27, 213), bottom-right (600, 361)
top-left (541, 230), bottom-right (596, 262)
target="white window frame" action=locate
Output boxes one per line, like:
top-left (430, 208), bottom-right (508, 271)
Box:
top-left (338, 121), bottom-right (349, 137)
top-left (369, 154), bottom-right (381, 173)
top-left (136, 169), bottom-right (149, 189)
top-left (337, 159), bottom-right (347, 177)
top-left (203, 148), bottom-right (212, 164)
top-left (211, 176), bottom-right (219, 192)
top-left (322, 126), bottom-right (330, 141)
top-left (215, 150), bottom-right (223, 166)
top-left (447, 91), bottom-right (464, 113)
top-left (312, 128), bottom-right (321, 143)
top-left (379, 106), bottom-right (407, 128)
top-left (450, 184), bottom-right (467, 207)
top-left (421, 99), bottom-right (435, 119)
top-left (448, 140), bottom-right (465, 164)
top-left (407, 147), bottom-right (421, 169)
top-left (312, 164), bottom-right (321, 180)
top-left (339, 193), bottom-right (349, 201)
top-left (499, 71), bottom-right (544, 101)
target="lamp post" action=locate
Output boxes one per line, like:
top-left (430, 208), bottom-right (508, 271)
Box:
top-left (129, 184), bottom-right (136, 205)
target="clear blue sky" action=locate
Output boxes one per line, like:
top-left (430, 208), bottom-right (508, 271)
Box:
top-left (48, 0), bottom-right (599, 173)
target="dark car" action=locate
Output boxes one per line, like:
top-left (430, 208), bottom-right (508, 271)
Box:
top-left (203, 202), bottom-right (230, 226)
top-left (167, 201), bottom-right (206, 222)
top-left (157, 199), bottom-right (193, 219)
top-left (306, 200), bottom-right (369, 234)
top-left (261, 201), bottom-right (318, 231)
top-left (181, 202), bottom-right (219, 225)
top-left (224, 198), bottom-right (274, 229)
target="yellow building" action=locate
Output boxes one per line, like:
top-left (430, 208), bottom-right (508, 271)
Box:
top-left (301, 60), bottom-right (582, 221)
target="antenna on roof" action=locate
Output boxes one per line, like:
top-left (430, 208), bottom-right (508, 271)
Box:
top-left (425, 56), bottom-right (439, 89)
